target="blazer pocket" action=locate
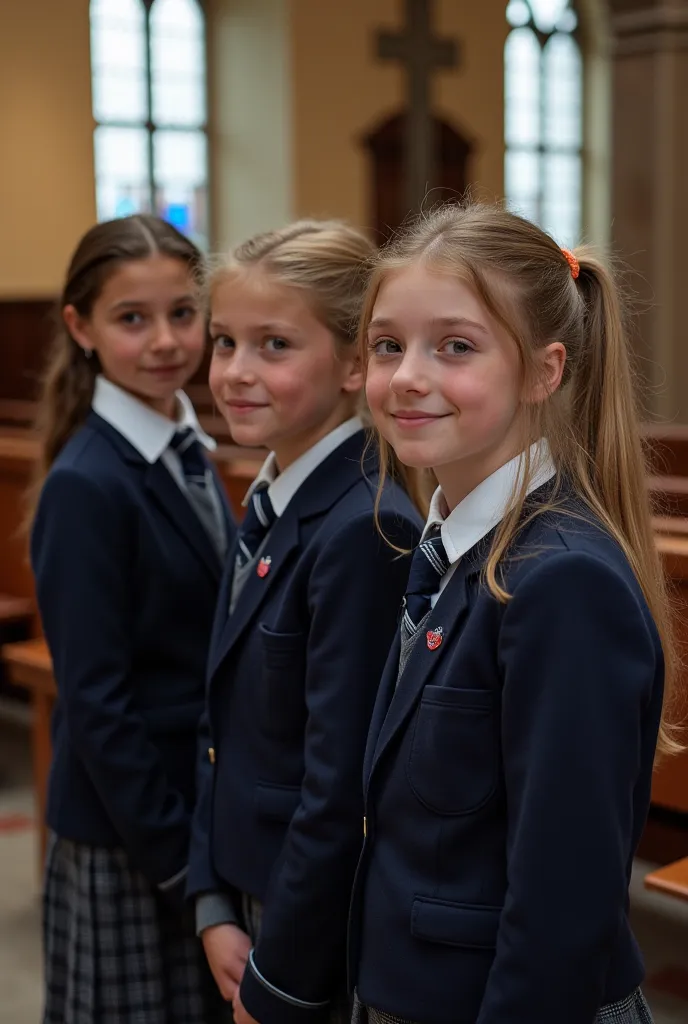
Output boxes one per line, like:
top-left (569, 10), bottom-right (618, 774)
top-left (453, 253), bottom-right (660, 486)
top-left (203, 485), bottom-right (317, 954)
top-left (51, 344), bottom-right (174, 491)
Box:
top-left (259, 624), bottom-right (307, 738)
top-left (255, 781), bottom-right (301, 823)
top-left (411, 897), bottom-right (501, 950)
top-left (407, 685), bottom-right (497, 815)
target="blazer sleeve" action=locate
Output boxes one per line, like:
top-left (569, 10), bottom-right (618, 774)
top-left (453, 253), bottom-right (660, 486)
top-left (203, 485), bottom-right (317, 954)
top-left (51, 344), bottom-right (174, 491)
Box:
top-left (240, 508), bottom-right (420, 1024)
top-left (476, 551), bottom-right (659, 1024)
top-left (31, 467), bottom-right (190, 887)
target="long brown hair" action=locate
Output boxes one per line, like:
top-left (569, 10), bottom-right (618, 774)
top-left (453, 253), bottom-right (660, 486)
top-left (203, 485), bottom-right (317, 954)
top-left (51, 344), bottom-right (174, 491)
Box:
top-left (28, 215), bottom-right (203, 517)
top-left (359, 202), bottom-right (680, 757)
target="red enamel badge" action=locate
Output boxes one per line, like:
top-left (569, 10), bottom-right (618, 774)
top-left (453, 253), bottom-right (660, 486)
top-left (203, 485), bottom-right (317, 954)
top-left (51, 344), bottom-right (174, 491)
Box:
top-left (426, 626), bottom-right (443, 651)
top-left (257, 556), bottom-right (272, 578)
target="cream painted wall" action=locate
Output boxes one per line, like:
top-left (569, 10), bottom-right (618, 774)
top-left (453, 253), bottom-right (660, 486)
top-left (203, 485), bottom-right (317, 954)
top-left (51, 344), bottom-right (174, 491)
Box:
top-left (289, 0), bottom-right (506, 233)
top-left (289, 0), bottom-right (401, 229)
top-left (0, 0), bottom-right (96, 297)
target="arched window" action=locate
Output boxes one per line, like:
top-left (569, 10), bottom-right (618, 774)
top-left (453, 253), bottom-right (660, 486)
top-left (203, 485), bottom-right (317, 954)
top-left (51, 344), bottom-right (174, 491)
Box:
top-left (90, 0), bottom-right (208, 247)
top-left (504, 0), bottom-right (582, 247)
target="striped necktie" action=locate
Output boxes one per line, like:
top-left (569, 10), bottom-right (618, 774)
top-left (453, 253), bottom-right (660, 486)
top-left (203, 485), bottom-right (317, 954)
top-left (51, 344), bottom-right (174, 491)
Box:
top-left (170, 428), bottom-right (226, 558)
top-left (401, 530), bottom-right (450, 641)
top-left (171, 428), bottom-right (210, 488)
top-left (237, 484), bottom-right (277, 568)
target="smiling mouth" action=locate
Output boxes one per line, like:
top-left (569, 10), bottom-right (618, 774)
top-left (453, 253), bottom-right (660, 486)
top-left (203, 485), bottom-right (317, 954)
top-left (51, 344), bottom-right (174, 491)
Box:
top-left (391, 411), bottom-right (449, 426)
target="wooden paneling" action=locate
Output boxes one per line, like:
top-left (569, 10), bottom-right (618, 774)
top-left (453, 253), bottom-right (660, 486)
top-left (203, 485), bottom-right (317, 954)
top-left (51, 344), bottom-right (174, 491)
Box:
top-left (0, 299), bottom-right (55, 401)
top-left (0, 434), bottom-right (37, 607)
top-left (362, 112), bottom-right (472, 242)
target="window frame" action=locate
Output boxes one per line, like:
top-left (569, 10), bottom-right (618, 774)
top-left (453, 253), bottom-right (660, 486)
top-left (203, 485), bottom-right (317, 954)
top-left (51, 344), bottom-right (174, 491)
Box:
top-left (504, 0), bottom-right (583, 245)
top-left (90, 0), bottom-right (209, 237)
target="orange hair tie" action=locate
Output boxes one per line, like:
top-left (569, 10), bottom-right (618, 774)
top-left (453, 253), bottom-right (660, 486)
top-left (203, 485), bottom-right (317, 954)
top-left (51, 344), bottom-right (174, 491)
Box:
top-left (561, 248), bottom-right (580, 280)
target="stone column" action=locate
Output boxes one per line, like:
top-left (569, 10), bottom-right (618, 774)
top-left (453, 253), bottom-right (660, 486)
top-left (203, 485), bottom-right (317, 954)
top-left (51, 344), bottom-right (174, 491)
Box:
top-left (609, 0), bottom-right (688, 420)
top-left (207, 0), bottom-right (294, 251)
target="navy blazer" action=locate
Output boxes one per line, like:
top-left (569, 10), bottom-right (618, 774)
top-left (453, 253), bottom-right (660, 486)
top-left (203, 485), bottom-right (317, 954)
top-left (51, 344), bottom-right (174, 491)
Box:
top-left (188, 430), bottom-right (422, 1024)
top-left (349, 498), bottom-right (664, 1024)
top-left (31, 411), bottom-right (234, 889)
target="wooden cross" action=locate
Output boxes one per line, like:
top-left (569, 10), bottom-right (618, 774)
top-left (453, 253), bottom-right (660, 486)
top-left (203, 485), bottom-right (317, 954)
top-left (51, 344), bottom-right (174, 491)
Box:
top-left (377, 0), bottom-right (459, 213)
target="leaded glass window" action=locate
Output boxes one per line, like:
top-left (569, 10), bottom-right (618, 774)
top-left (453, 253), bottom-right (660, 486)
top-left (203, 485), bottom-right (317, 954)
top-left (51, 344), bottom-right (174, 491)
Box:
top-left (90, 0), bottom-right (208, 247)
top-left (504, 0), bottom-right (582, 247)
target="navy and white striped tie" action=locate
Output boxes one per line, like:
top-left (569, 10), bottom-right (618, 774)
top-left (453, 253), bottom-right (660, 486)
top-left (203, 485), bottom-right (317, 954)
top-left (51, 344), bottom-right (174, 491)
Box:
top-left (171, 428), bottom-right (210, 489)
top-left (237, 484), bottom-right (277, 568)
top-left (170, 428), bottom-right (226, 558)
top-left (401, 530), bottom-right (450, 640)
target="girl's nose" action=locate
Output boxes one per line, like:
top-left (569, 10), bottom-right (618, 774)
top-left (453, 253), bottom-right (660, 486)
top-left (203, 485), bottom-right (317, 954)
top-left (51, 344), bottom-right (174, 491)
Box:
top-left (389, 350), bottom-right (431, 395)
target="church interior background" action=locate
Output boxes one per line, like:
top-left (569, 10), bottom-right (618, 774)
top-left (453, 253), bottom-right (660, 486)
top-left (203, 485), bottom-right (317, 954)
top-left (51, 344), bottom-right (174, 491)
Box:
top-left (1, 1), bottom-right (687, 1020)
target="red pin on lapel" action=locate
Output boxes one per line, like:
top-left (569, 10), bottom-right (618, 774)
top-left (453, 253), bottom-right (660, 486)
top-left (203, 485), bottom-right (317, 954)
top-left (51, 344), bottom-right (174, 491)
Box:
top-left (426, 626), bottom-right (443, 651)
top-left (257, 556), bottom-right (272, 578)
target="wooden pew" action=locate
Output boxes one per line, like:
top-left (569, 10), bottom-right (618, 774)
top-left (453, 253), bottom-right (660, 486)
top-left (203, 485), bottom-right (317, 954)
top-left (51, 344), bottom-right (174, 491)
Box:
top-left (3, 638), bottom-right (53, 868)
top-left (651, 523), bottom-right (688, 815)
top-left (644, 857), bottom-right (688, 902)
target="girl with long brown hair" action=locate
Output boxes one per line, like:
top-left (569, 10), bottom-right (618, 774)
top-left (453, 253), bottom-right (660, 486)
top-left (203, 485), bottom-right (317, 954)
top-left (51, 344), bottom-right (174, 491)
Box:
top-left (348, 203), bottom-right (677, 1024)
top-left (30, 214), bottom-right (233, 1023)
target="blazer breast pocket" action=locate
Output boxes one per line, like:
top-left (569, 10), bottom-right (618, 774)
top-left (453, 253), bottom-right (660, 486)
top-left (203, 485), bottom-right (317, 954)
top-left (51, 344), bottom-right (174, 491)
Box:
top-left (258, 623), bottom-right (307, 739)
top-left (406, 685), bottom-right (498, 816)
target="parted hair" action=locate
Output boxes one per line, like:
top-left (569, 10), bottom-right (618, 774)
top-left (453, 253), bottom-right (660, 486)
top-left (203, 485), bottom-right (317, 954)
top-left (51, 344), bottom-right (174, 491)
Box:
top-left (358, 201), bottom-right (680, 757)
top-left (27, 214), bottom-right (203, 519)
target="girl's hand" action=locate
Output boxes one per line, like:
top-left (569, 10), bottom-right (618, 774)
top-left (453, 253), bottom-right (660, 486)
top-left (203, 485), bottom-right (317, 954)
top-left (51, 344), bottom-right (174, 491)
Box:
top-left (201, 923), bottom-right (251, 1001)
top-left (233, 988), bottom-right (260, 1024)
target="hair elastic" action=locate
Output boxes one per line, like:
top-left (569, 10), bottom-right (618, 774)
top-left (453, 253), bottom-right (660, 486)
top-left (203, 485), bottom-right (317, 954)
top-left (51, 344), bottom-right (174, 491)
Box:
top-left (561, 248), bottom-right (580, 280)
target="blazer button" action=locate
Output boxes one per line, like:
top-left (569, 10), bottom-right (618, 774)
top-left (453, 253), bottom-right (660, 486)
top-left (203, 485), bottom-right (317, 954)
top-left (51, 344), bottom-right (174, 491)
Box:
top-left (208, 747), bottom-right (216, 765)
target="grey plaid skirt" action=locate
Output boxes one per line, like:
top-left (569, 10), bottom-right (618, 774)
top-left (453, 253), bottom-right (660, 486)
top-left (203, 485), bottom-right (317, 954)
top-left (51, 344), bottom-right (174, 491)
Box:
top-left (43, 833), bottom-right (229, 1024)
top-left (354, 986), bottom-right (654, 1024)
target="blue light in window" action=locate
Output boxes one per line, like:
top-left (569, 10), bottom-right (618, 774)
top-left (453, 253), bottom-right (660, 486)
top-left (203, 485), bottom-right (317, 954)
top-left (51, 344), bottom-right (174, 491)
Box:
top-left (165, 203), bottom-right (191, 233)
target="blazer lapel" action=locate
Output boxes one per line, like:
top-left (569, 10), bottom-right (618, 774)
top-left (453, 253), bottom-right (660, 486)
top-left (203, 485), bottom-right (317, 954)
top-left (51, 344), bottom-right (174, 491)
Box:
top-left (88, 410), bottom-right (226, 583)
top-left (368, 562), bottom-right (473, 781)
top-left (208, 429), bottom-right (373, 678)
top-left (209, 511), bottom-right (300, 677)
top-left (363, 631), bottom-right (402, 785)
top-left (145, 460), bottom-right (222, 582)
top-left (209, 461), bottom-right (236, 539)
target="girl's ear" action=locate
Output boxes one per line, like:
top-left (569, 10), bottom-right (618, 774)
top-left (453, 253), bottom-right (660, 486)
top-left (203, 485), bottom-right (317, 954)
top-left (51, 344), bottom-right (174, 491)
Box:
top-left (63, 305), bottom-right (95, 355)
top-left (341, 351), bottom-right (365, 395)
top-left (527, 341), bottom-right (566, 404)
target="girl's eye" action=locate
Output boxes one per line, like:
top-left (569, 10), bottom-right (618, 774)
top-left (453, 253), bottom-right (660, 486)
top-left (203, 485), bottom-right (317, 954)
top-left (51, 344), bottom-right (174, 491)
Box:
top-left (212, 334), bottom-right (235, 351)
top-left (120, 311), bottom-right (144, 326)
top-left (371, 338), bottom-right (402, 356)
top-left (265, 336), bottom-right (289, 352)
top-left (440, 338), bottom-right (471, 355)
top-left (172, 305), bottom-right (197, 322)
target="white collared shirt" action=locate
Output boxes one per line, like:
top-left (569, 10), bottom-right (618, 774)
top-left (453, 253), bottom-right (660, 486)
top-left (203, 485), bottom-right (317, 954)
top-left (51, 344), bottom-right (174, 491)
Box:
top-left (424, 441), bottom-right (556, 606)
top-left (243, 416), bottom-right (364, 518)
top-left (92, 377), bottom-right (225, 535)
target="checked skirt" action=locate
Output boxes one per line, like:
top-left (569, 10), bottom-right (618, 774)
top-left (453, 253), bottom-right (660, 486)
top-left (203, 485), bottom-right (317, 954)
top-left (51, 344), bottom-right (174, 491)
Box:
top-left (42, 833), bottom-right (228, 1024)
top-left (354, 987), bottom-right (654, 1024)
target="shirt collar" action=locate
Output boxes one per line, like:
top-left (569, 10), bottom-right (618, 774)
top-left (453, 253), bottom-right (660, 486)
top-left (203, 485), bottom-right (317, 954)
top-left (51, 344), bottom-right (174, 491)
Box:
top-left (92, 375), bottom-right (216, 464)
top-left (243, 416), bottom-right (364, 517)
top-left (423, 440), bottom-right (556, 564)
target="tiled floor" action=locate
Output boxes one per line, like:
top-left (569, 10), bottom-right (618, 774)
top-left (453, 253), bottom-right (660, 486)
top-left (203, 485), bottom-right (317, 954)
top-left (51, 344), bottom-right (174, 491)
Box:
top-left (0, 721), bottom-right (686, 1024)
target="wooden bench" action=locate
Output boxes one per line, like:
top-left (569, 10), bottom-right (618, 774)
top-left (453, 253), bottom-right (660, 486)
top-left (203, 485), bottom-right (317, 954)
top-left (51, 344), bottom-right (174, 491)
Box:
top-left (0, 593), bottom-right (35, 689)
top-left (0, 593), bottom-right (33, 628)
top-left (3, 638), bottom-right (54, 867)
top-left (644, 857), bottom-right (688, 902)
